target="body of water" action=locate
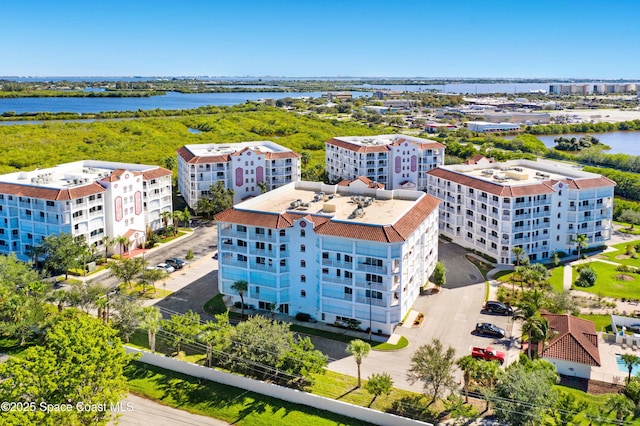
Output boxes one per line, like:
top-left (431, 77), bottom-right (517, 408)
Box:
top-left (531, 132), bottom-right (640, 156)
top-left (0, 91), bottom-right (371, 115)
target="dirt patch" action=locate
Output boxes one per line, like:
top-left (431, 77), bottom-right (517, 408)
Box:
top-left (615, 274), bottom-right (634, 281)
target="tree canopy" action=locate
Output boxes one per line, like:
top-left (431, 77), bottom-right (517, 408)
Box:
top-left (0, 313), bottom-right (131, 425)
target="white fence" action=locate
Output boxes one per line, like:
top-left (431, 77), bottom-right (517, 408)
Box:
top-left (126, 347), bottom-right (432, 426)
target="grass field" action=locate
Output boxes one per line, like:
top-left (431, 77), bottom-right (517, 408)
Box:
top-left (576, 313), bottom-right (612, 332)
top-left (126, 362), bottom-right (372, 426)
top-left (597, 239), bottom-right (640, 267)
top-left (574, 261), bottom-right (640, 299)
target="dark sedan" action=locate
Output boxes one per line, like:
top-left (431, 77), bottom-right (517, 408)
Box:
top-left (475, 322), bottom-right (506, 338)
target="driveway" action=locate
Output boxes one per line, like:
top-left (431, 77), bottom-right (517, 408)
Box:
top-left (327, 241), bottom-right (516, 392)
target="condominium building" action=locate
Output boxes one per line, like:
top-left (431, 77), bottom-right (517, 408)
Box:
top-left (325, 135), bottom-right (445, 191)
top-left (427, 157), bottom-right (615, 265)
top-left (177, 141), bottom-right (301, 207)
top-left (214, 180), bottom-right (440, 335)
top-left (0, 160), bottom-right (172, 260)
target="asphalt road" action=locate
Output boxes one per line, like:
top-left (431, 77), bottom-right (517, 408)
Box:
top-left (113, 393), bottom-right (228, 426)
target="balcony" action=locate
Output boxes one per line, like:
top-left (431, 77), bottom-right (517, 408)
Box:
top-left (322, 290), bottom-right (353, 301)
top-left (356, 263), bottom-right (387, 274)
top-left (249, 263), bottom-right (277, 273)
top-left (322, 275), bottom-right (353, 285)
top-left (322, 258), bottom-right (353, 268)
top-left (355, 296), bottom-right (387, 307)
top-left (355, 280), bottom-right (386, 292)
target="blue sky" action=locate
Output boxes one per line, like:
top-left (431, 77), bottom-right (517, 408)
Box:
top-left (2, 0), bottom-right (639, 78)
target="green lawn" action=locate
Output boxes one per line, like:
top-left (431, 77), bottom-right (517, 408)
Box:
top-left (576, 313), bottom-right (612, 332)
top-left (597, 240), bottom-right (640, 267)
top-left (573, 261), bottom-right (640, 299)
top-left (126, 362), bottom-right (371, 426)
top-left (547, 266), bottom-right (565, 293)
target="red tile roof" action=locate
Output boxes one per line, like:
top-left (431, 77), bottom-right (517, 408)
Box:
top-left (0, 182), bottom-right (105, 201)
top-left (427, 168), bottom-right (556, 196)
top-left (540, 314), bottom-right (600, 366)
top-left (327, 137), bottom-right (444, 152)
top-left (337, 176), bottom-right (385, 189)
top-left (326, 138), bottom-right (390, 153)
top-left (214, 194), bottom-right (440, 243)
top-left (177, 146), bottom-right (230, 164)
top-left (463, 155), bottom-right (496, 165)
top-left (100, 169), bottom-right (142, 183)
top-left (142, 167), bottom-right (172, 180)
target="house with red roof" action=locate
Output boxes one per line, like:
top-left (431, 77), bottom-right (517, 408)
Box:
top-left (539, 314), bottom-right (601, 379)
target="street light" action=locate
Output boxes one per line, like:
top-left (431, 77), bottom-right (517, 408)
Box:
top-left (368, 282), bottom-right (372, 343)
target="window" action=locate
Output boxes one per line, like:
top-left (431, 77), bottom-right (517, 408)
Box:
top-left (255, 242), bottom-right (265, 250)
top-left (255, 228), bottom-right (265, 235)
top-left (322, 268), bottom-right (329, 274)
top-left (301, 275), bottom-right (306, 283)
top-left (280, 244), bottom-right (286, 252)
top-left (237, 240), bottom-right (247, 247)
top-left (301, 260), bottom-right (306, 268)
top-left (300, 245), bottom-right (306, 252)
top-left (365, 290), bottom-right (382, 299)
top-left (300, 290), bottom-right (306, 297)
top-left (46, 201), bottom-right (54, 207)
top-left (279, 230), bottom-right (286, 237)
top-left (237, 225), bottom-right (247, 232)
top-left (256, 257), bottom-right (266, 265)
top-left (344, 287), bottom-right (352, 295)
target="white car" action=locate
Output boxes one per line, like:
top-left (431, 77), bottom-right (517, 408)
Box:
top-left (155, 263), bottom-right (175, 273)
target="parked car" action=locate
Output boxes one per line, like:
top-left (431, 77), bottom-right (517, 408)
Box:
top-left (484, 301), bottom-right (513, 315)
top-left (165, 259), bottom-right (183, 270)
top-left (471, 346), bottom-right (505, 364)
top-left (170, 257), bottom-right (188, 268)
top-left (155, 263), bottom-right (175, 273)
top-left (475, 322), bottom-right (506, 338)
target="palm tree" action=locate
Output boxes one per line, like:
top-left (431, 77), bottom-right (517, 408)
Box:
top-left (522, 315), bottom-right (550, 358)
top-left (231, 280), bottom-right (248, 318)
top-left (160, 210), bottom-right (173, 232)
top-left (621, 354), bottom-right (640, 384)
top-left (606, 394), bottom-right (633, 422)
top-left (526, 263), bottom-right (550, 290)
top-left (101, 235), bottom-right (114, 260)
top-left (346, 339), bottom-right (371, 388)
top-left (198, 320), bottom-right (222, 367)
top-left (474, 359), bottom-right (503, 411)
top-left (572, 233), bottom-right (588, 259)
top-left (512, 246), bottom-right (526, 268)
top-left (172, 210), bottom-right (183, 236)
top-left (512, 247), bottom-right (527, 296)
top-left (456, 355), bottom-right (479, 403)
top-left (182, 207), bottom-right (192, 228)
top-left (140, 306), bottom-right (162, 353)
top-left (115, 235), bottom-right (129, 256)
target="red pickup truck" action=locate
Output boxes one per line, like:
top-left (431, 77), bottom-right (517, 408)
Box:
top-left (471, 346), bottom-right (505, 364)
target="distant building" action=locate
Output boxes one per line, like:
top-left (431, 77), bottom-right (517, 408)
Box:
top-left (549, 84), bottom-right (589, 95)
top-left (427, 157), bottom-right (614, 264)
top-left (483, 112), bottom-right (551, 125)
top-left (215, 180), bottom-right (440, 335)
top-left (373, 90), bottom-right (403, 100)
top-left (324, 92), bottom-right (353, 102)
top-left (465, 121), bottom-right (520, 132)
top-left (0, 160), bottom-right (173, 260)
top-left (325, 134), bottom-right (445, 191)
top-left (424, 123), bottom-right (457, 133)
top-left (177, 142), bottom-right (301, 207)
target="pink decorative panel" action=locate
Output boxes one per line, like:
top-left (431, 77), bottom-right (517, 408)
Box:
top-left (235, 167), bottom-right (243, 187)
top-left (134, 191), bottom-right (143, 215)
top-left (114, 196), bottom-right (123, 222)
top-left (256, 166), bottom-right (264, 184)
top-left (395, 157), bottom-right (401, 173)
top-left (410, 155), bottom-right (417, 172)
